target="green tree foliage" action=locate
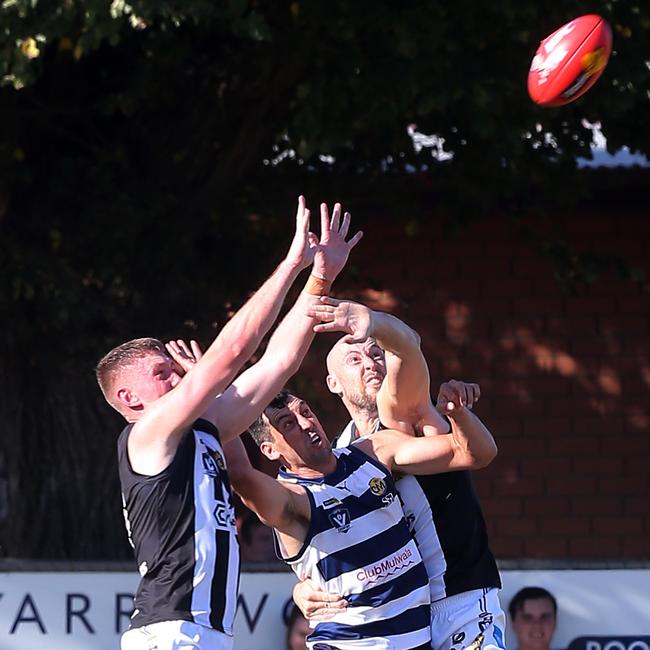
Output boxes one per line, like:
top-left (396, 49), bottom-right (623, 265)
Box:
top-left (0, 0), bottom-right (648, 558)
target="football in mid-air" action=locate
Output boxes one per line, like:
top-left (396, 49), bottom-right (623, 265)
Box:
top-left (528, 14), bottom-right (612, 107)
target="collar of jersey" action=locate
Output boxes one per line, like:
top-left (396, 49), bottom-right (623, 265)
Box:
top-left (278, 453), bottom-right (348, 485)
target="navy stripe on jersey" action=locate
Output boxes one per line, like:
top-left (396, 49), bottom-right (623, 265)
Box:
top-left (309, 604), bottom-right (431, 643)
top-left (307, 491), bottom-right (397, 539)
top-left (344, 563), bottom-right (427, 609)
top-left (317, 519), bottom-right (416, 582)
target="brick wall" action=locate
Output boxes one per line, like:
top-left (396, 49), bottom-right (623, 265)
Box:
top-left (297, 207), bottom-right (650, 561)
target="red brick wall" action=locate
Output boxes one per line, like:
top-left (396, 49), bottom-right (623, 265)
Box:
top-left (298, 207), bottom-right (650, 561)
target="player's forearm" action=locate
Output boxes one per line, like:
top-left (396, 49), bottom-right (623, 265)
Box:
top-left (372, 311), bottom-right (452, 433)
top-left (225, 440), bottom-right (289, 529)
top-left (448, 409), bottom-right (497, 469)
top-left (175, 259), bottom-right (303, 407)
top-left (261, 289), bottom-right (321, 375)
top-left (210, 258), bottom-right (304, 362)
top-left (370, 311), bottom-right (421, 353)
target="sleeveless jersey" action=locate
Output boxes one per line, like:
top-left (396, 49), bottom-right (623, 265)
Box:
top-left (336, 421), bottom-right (501, 602)
top-left (277, 444), bottom-right (431, 650)
top-left (118, 418), bottom-right (240, 634)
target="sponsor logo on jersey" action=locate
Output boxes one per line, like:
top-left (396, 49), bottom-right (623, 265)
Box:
top-left (202, 451), bottom-right (219, 477)
top-left (356, 547), bottom-right (415, 583)
top-left (368, 477), bottom-right (386, 496)
top-left (452, 632), bottom-right (466, 644)
top-left (322, 497), bottom-right (343, 509)
top-left (328, 507), bottom-right (351, 533)
top-left (214, 501), bottom-right (237, 530)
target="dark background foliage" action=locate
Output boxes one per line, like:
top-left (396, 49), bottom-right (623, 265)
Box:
top-left (0, 0), bottom-right (648, 559)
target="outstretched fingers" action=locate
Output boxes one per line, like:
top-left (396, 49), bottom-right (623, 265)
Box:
top-left (320, 202), bottom-right (331, 242)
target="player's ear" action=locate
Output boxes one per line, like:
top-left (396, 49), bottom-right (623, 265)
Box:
top-left (326, 373), bottom-right (342, 396)
top-left (259, 440), bottom-right (280, 462)
top-left (117, 387), bottom-right (141, 409)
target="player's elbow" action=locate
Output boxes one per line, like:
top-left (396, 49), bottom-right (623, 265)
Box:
top-left (471, 440), bottom-right (498, 469)
top-left (231, 338), bottom-right (255, 362)
top-left (404, 325), bottom-right (421, 350)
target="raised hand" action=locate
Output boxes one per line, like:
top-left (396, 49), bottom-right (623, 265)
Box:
top-left (308, 297), bottom-right (373, 342)
top-left (284, 195), bottom-right (319, 272)
top-left (165, 339), bottom-right (204, 376)
top-left (436, 380), bottom-right (481, 415)
top-left (312, 202), bottom-right (363, 283)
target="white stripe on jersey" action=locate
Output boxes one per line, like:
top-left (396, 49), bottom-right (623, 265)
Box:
top-left (190, 430), bottom-right (239, 633)
top-left (396, 474), bottom-right (448, 601)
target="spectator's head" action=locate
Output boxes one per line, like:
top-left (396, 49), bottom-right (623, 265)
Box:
top-left (239, 511), bottom-right (277, 563)
top-left (284, 600), bottom-right (310, 650)
top-left (509, 586), bottom-right (557, 650)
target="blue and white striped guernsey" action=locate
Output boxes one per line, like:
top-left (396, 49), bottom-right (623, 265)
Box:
top-left (277, 444), bottom-right (432, 650)
top-left (336, 421), bottom-right (501, 603)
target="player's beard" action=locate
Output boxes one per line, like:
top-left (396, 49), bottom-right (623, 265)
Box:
top-left (345, 386), bottom-right (379, 416)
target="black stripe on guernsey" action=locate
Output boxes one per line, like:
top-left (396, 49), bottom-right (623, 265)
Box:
top-left (317, 520), bottom-right (415, 582)
top-left (309, 603), bottom-right (431, 643)
top-left (344, 563), bottom-right (427, 608)
top-left (209, 528), bottom-right (230, 631)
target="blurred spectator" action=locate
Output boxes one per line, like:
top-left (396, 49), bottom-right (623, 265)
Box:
top-left (509, 586), bottom-right (558, 650)
top-left (283, 599), bottom-right (310, 650)
top-left (239, 509), bottom-right (278, 563)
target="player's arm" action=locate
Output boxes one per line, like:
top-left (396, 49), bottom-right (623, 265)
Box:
top-left (224, 438), bottom-right (309, 541)
top-left (362, 386), bottom-right (497, 475)
top-left (129, 197), bottom-right (316, 466)
top-left (211, 204), bottom-right (362, 443)
top-left (308, 298), bottom-right (449, 434)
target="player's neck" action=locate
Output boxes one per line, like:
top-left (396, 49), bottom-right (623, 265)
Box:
top-left (292, 455), bottom-right (337, 479)
top-left (350, 409), bottom-right (380, 439)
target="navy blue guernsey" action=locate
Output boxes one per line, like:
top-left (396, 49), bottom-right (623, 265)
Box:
top-left (118, 418), bottom-right (240, 633)
top-left (277, 444), bottom-right (432, 649)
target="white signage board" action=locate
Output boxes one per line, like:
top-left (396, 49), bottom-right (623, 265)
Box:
top-left (0, 570), bottom-right (648, 650)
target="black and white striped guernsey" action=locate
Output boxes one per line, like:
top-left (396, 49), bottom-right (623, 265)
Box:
top-left (118, 418), bottom-right (240, 633)
top-left (336, 421), bottom-right (501, 601)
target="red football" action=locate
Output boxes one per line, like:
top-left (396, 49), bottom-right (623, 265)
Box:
top-left (528, 14), bottom-right (612, 107)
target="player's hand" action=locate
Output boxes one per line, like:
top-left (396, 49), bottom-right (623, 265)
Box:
top-left (436, 379), bottom-right (480, 415)
top-left (165, 339), bottom-right (203, 376)
top-left (285, 195), bottom-right (319, 271)
top-left (312, 202), bottom-right (363, 282)
top-left (308, 297), bottom-right (373, 341)
top-left (292, 578), bottom-right (348, 621)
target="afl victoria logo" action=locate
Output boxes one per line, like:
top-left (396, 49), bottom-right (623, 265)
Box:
top-left (328, 507), bottom-right (351, 533)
